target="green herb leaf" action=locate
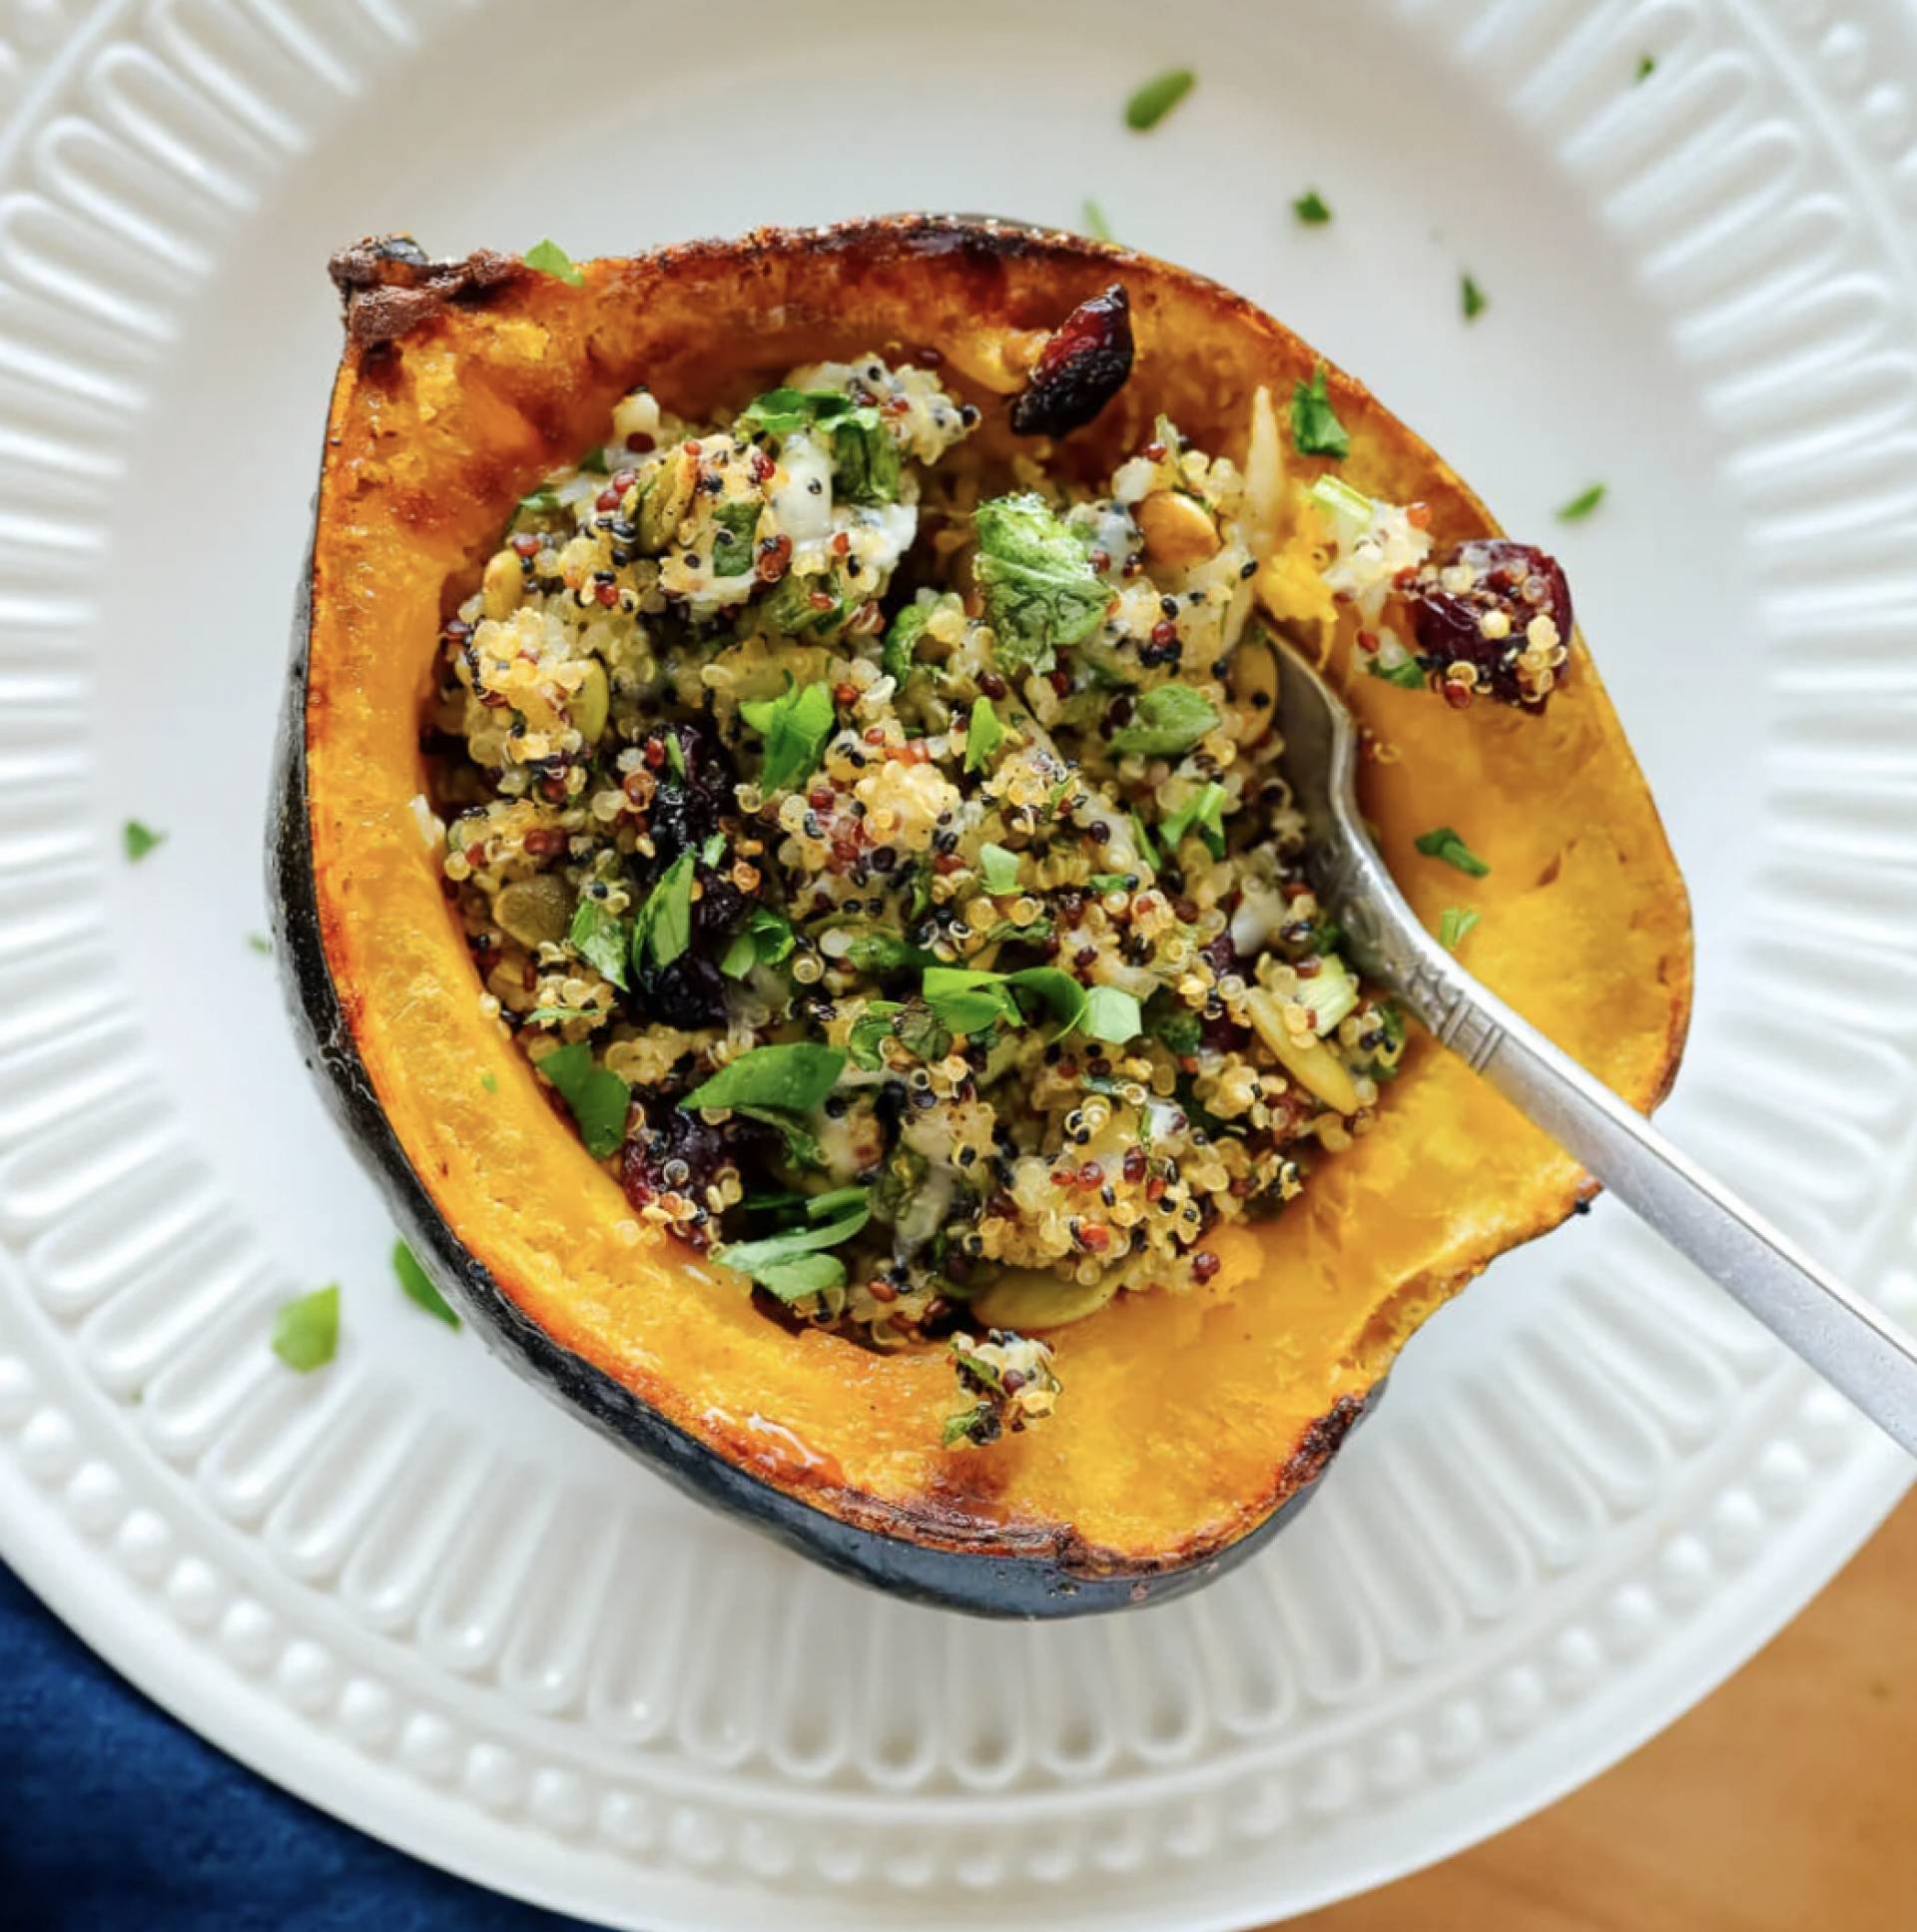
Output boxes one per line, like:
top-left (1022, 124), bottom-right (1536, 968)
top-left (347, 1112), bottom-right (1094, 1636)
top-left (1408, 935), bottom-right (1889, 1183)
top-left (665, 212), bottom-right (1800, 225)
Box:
top-left (1088, 872), bottom-right (1135, 894)
top-left (741, 679), bottom-right (837, 793)
top-left (1125, 67), bottom-right (1195, 131)
top-left (1160, 781), bottom-right (1228, 858)
top-left (721, 906), bottom-right (795, 979)
top-left (1080, 984), bottom-right (1143, 1045)
top-left (829, 407), bottom-right (901, 506)
top-left (1145, 992), bottom-right (1202, 1055)
top-left (578, 446), bottom-right (611, 474)
top-left (480, 1070), bottom-right (499, 1093)
top-left (1461, 273), bottom-right (1488, 322)
top-left (805, 1185), bottom-right (869, 1221)
top-left (271, 1285), bottom-right (339, 1373)
top-left (123, 820), bottom-right (166, 863)
top-left (524, 238), bottom-right (584, 287)
top-left (1109, 683), bottom-right (1220, 758)
top-left (735, 386), bottom-right (858, 439)
top-left (1557, 482), bottom-right (1606, 522)
top-left (923, 967), bottom-right (1023, 1036)
top-left (536, 1042), bottom-right (631, 1157)
top-left (1310, 472), bottom-right (1373, 522)
top-left (846, 1000), bottom-right (905, 1070)
top-left (392, 1239), bottom-right (459, 1329)
top-left (735, 1104), bottom-right (827, 1171)
top-left (978, 843), bottom-right (1021, 895)
top-left (1414, 826), bottom-right (1491, 878)
top-left (682, 1041), bottom-right (846, 1113)
top-left (1368, 654), bottom-right (1429, 690)
top-left (973, 492), bottom-right (1110, 675)
top-left (701, 832), bottom-right (727, 868)
top-left (963, 694), bottom-right (1005, 776)
top-left (1292, 189), bottom-right (1332, 226)
top-left (884, 600), bottom-right (933, 685)
top-left (1634, 52), bottom-right (1655, 82)
top-left (754, 1252), bottom-right (848, 1303)
top-left (709, 497), bottom-right (763, 575)
top-left (1290, 364), bottom-right (1351, 459)
top-left (631, 850), bottom-right (695, 970)
top-left (1082, 198), bottom-right (1114, 242)
top-left (665, 731), bottom-right (687, 779)
top-left (716, 1201), bottom-right (872, 1289)
top-left (246, 932), bottom-right (272, 956)
top-left (1128, 808), bottom-right (1160, 869)
top-left (1438, 907), bottom-right (1481, 952)
top-left (568, 897), bottom-right (630, 988)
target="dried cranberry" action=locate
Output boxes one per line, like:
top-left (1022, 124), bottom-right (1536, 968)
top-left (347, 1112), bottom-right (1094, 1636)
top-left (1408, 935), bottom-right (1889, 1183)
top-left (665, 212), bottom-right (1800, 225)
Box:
top-left (647, 721), bottom-right (735, 864)
top-left (1201, 934), bottom-right (1237, 976)
top-left (636, 949), bottom-right (729, 1029)
top-left (1008, 285), bottom-right (1134, 438)
top-left (620, 1102), bottom-right (772, 1246)
top-left (1402, 538), bottom-right (1573, 711)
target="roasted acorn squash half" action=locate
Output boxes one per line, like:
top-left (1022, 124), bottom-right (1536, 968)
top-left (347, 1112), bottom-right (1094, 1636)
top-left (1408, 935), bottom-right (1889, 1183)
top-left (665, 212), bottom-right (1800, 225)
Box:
top-left (272, 218), bottom-right (1690, 1616)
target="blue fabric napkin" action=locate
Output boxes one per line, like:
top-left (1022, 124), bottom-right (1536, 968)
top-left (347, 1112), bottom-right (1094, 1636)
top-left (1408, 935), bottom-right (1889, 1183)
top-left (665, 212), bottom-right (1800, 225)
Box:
top-left (0, 1565), bottom-right (596, 1931)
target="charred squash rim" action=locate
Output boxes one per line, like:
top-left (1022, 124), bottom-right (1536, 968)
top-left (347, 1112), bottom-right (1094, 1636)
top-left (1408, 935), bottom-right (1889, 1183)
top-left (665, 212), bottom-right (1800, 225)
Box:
top-left (273, 216), bottom-right (1690, 1616)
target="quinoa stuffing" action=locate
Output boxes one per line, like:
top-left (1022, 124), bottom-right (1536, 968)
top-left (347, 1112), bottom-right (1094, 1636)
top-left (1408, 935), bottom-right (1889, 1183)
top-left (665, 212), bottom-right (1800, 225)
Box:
top-left (421, 314), bottom-right (1571, 1446)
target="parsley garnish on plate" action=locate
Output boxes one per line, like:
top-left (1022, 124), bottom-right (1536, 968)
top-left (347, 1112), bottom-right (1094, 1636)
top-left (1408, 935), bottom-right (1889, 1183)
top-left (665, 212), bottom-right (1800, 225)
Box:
top-left (569, 897), bottom-right (630, 988)
top-left (1635, 53), bottom-right (1655, 82)
top-left (978, 843), bottom-right (1021, 895)
top-left (523, 238), bottom-right (584, 287)
top-left (1438, 907), bottom-right (1482, 951)
top-left (1289, 364), bottom-right (1351, 459)
top-left (1125, 68), bottom-right (1195, 132)
top-left (392, 1239), bottom-right (459, 1329)
top-left (246, 932), bottom-right (272, 956)
top-left (272, 1285), bottom-right (339, 1372)
top-left (1461, 273), bottom-right (1488, 321)
top-left (1081, 198), bottom-right (1114, 242)
top-left (1558, 482), bottom-right (1606, 521)
top-left (1292, 189), bottom-right (1332, 226)
top-left (123, 820), bottom-right (166, 863)
top-left (1414, 827), bottom-right (1491, 878)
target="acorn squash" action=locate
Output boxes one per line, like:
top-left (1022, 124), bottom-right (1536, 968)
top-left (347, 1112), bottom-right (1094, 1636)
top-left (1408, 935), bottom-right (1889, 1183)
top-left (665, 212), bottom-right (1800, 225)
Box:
top-left (272, 218), bottom-right (1690, 1615)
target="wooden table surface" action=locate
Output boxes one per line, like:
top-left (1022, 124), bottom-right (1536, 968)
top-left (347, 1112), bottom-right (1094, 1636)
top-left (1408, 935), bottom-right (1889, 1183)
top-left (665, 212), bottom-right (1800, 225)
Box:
top-left (1281, 1489), bottom-right (1916, 1931)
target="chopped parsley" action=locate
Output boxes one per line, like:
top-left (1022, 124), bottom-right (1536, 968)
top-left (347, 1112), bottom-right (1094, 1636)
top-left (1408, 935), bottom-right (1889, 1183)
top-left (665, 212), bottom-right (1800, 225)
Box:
top-left (568, 897), bottom-right (630, 988)
top-left (1109, 682), bottom-right (1219, 758)
top-left (123, 820), bottom-right (166, 863)
top-left (884, 600), bottom-right (933, 685)
top-left (1635, 53), bottom-right (1655, 82)
top-left (1289, 364), bottom-right (1350, 460)
top-left (978, 843), bottom-right (1021, 895)
top-left (1292, 189), bottom-right (1332, 226)
top-left (392, 1239), bottom-right (459, 1329)
top-left (1557, 482), bottom-right (1606, 522)
top-left (965, 694), bottom-right (1005, 773)
top-left (721, 906), bottom-right (796, 979)
top-left (716, 1193), bottom-right (872, 1297)
top-left (630, 851), bottom-right (695, 970)
top-left (1081, 198), bottom-right (1114, 242)
top-left (523, 238), bottom-right (584, 287)
top-left (271, 1285), bottom-right (339, 1373)
top-left (1438, 907), bottom-right (1481, 951)
top-left (973, 493), bottom-right (1110, 674)
top-left (1160, 781), bottom-right (1228, 858)
top-left (1367, 654), bottom-right (1428, 690)
top-left (682, 1041), bottom-right (846, 1113)
top-left (1461, 274), bottom-right (1488, 322)
top-left (1125, 68), bottom-right (1195, 131)
top-left (536, 1042), bottom-right (630, 1158)
top-left (741, 679), bottom-right (836, 793)
top-left (246, 932), bottom-right (272, 956)
top-left (1413, 827), bottom-right (1491, 878)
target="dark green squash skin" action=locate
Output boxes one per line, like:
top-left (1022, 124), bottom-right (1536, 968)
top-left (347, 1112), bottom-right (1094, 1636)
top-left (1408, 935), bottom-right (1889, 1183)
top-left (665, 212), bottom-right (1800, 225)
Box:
top-left (268, 511), bottom-right (1378, 1623)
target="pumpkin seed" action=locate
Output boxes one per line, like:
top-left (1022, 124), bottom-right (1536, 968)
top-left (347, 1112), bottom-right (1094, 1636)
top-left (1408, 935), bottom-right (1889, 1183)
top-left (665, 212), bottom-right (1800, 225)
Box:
top-left (969, 1267), bottom-right (1119, 1332)
top-left (572, 659), bottom-right (610, 742)
top-left (495, 873), bottom-right (572, 948)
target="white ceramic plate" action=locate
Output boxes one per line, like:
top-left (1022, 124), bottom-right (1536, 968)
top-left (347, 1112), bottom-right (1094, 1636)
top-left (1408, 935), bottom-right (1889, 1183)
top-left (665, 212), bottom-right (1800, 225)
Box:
top-left (3, 0), bottom-right (1916, 1924)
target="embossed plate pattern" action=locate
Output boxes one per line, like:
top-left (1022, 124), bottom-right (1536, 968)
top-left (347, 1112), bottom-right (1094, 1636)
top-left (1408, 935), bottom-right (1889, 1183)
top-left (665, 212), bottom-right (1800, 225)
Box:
top-left (1, 0), bottom-right (1914, 1924)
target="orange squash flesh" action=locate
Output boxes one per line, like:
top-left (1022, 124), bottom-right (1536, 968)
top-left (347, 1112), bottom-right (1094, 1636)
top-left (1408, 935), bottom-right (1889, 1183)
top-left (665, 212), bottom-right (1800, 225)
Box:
top-left (288, 219), bottom-right (1691, 1603)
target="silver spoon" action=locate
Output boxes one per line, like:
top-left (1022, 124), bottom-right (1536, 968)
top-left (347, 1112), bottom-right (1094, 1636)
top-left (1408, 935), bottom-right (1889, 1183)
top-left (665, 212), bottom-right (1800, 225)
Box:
top-left (1272, 638), bottom-right (1917, 1457)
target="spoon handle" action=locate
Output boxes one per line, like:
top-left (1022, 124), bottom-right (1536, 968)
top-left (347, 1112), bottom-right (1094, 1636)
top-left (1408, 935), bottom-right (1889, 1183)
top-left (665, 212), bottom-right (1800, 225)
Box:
top-left (1394, 953), bottom-right (1917, 1458)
